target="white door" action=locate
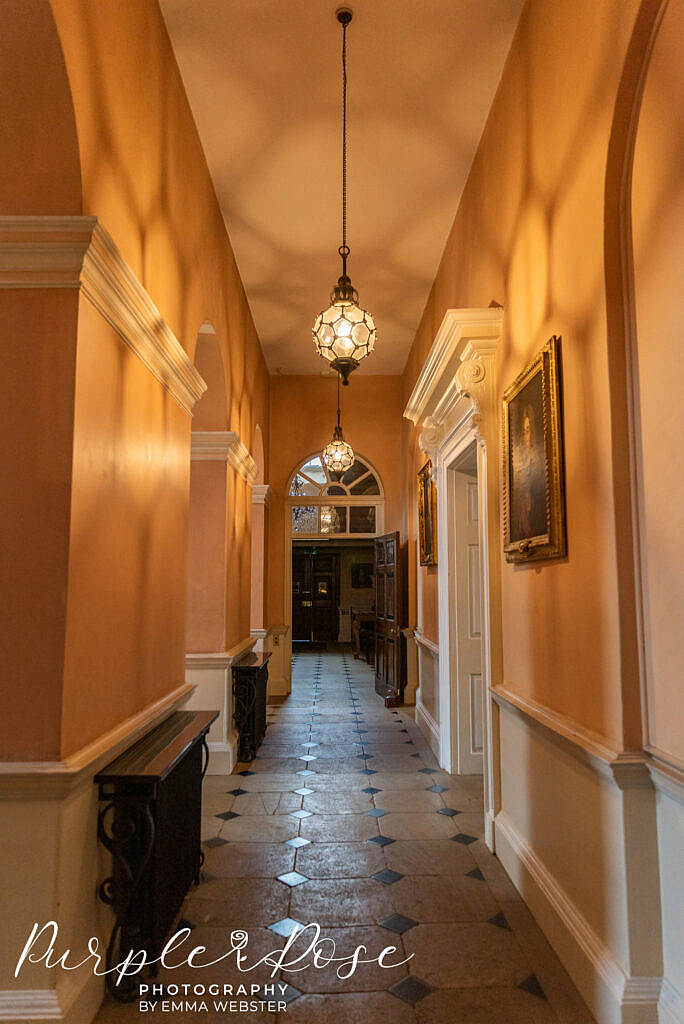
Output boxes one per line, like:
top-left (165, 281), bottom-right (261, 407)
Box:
top-left (452, 467), bottom-right (484, 774)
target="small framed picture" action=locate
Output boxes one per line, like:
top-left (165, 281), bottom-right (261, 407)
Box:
top-left (418, 460), bottom-right (437, 567)
top-left (351, 563), bottom-right (373, 589)
top-left (317, 580), bottom-right (329, 596)
top-left (502, 335), bottom-right (566, 563)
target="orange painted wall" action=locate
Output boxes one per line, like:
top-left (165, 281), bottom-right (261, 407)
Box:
top-left (402, 0), bottom-right (647, 749)
top-left (0, 0), bottom-right (81, 215)
top-left (631, 0), bottom-right (684, 766)
top-left (0, 290), bottom-right (79, 760)
top-left (2, 0), bottom-right (269, 759)
top-left (185, 462), bottom-right (227, 654)
top-left (61, 298), bottom-right (191, 755)
top-left (267, 375), bottom-right (405, 627)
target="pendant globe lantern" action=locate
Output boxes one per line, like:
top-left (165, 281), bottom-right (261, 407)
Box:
top-left (312, 8), bottom-right (376, 385)
top-left (322, 373), bottom-right (355, 475)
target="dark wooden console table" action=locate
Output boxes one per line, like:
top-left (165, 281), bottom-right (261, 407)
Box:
top-left (232, 651), bottom-right (270, 762)
top-left (352, 611), bottom-right (376, 664)
top-left (95, 709), bottom-right (218, 1001)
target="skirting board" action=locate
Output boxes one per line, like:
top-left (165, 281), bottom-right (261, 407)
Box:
top-left (415, 699), bottom-right (441, 761)
top-left (0, 971), bottom-right (103, 1023)
top-left (207, 739), bottom-right (236, 775)
top-left (493, 810), bottom-right (662, 1024)
top-left (659, 979), bottom-right (684, 1024)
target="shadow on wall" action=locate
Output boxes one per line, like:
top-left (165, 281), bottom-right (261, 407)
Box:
top-left (186, 324), bottom-right (228, 654)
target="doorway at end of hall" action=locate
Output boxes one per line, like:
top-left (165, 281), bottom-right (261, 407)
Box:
top-left (291, 540), bottom-right (375, 655)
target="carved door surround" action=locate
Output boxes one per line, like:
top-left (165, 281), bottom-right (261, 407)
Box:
top-left (404, 307), bottom-right (503, 850)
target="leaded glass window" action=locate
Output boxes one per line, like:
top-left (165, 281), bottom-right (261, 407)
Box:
top-left (287, 454), bottom-right (383, 538)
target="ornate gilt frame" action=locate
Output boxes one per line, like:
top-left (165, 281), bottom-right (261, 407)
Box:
top-left (418, 460), bottom-right (437, 567)
top-left (502, 335), bottom-right (566, 563)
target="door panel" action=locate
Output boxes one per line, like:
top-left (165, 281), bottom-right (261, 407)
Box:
top-left (292, 549), bottom-right (313, 641)
top-left (453, 472), bottom-right (483, 773)
top-left (375, 572), bottom-right (385, 616)
top-left (374, 531), bottom-right (406, 705)
top-left (292, 549), bottom-right (340, 645)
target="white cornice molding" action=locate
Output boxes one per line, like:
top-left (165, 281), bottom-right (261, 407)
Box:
top-left (190, 430), bottom-right (258, 483)
top-left (417, 427), bottom-right (440, 460)
top-left (404, 307), bottom-right (504, 426)
top-left (0, 681), bottom-right (195, 799)
top-left (252, 484), bottom-right (273, 506)
top-left (0, 216), bottom-right (207, 415)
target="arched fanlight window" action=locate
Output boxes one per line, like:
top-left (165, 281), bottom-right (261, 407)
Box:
top-left (288, 453), bottom-right (384, 538)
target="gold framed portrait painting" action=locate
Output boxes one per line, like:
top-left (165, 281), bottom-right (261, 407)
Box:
top-left (502, 336), bottom-right (566, 563)
top-left (418, 460), bottom-right (437, 567)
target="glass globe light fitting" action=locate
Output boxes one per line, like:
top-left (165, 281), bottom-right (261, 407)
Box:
top-left (312, 8), bottom-right (376, 385)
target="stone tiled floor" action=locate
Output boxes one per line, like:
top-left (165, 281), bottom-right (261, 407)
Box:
top-left (95, 651), bottom-right (595, 1023)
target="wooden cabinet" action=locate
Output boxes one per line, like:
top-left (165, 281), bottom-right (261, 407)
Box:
top-left (95, 710), bottom-right (217, 1001)
top-left (232, 651), bottom-right (270, 761)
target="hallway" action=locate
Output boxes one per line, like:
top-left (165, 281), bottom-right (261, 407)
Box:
top-left (97, 652), bottom-right (594, 1023)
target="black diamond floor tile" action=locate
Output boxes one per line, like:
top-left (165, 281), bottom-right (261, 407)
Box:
top-left (452, 833), bottom-right (478, 845)
top-left (388, 976), bottom-right (434, 1005)
top-left (368, 835), bottom-right (395, 847)
top-left (379, 913), bottom-right (418, 935)
top-left (489, 911), bottom-right (512, 930)
top-left (373, 869), bottom-right (404, 885)
top-left (519, 974), bottom-right (547, 1000)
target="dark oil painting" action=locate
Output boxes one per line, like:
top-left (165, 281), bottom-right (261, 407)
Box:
top-left (508, 372), bottom-right (548, 543)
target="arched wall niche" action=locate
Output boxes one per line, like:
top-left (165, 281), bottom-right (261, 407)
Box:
top-left (0, 0), bottom-right (82, 214)
top-left (609, 0), bottom-right (683, 1010)
top-left (253, 424), bottom-right (265, 485)
top-left (630, 0), bottom-right (683, 768)
top-left (192, 322), bottom-right (229, 431)
top-left (602, 0), bottom-right (670, 752)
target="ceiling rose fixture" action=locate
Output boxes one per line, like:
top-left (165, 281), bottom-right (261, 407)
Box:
top-left (322, 372), bottom-right (355, 475)
top-left (312, 7), bottom-right (376, 386)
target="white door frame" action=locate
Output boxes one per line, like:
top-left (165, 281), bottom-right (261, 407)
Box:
top-left (406, 308), bottom-right (504, 851)
top-left (283, 456), bottom-right (386, 693)
top-left (441, 434), bottom-right (483, 776)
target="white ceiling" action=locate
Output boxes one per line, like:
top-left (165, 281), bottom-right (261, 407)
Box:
top-left (160, 0), bottom-right (523, 375)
